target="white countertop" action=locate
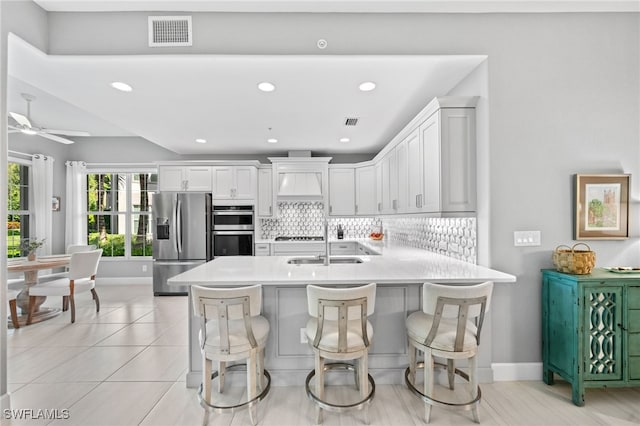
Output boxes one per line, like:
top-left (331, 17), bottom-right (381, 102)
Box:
top-left (168, 241), bottom-right (515, 286)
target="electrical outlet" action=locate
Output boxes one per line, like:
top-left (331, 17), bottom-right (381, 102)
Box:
top-left (142, 264), bottom-right (148, 272)
top-left (300, 328), bottom-right (307, 344)
top-left (514, 231), bottom-right (541, 247)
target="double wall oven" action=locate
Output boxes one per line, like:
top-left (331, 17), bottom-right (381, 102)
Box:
top-left (212, 205), bottom-right (254, 257)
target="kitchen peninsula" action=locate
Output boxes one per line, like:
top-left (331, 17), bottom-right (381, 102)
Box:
top-left (169, 240), bottom-right (516, 388)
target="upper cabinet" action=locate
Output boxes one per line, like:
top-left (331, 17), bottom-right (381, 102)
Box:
top-left (257, 167), bottom-right (273, 217)
top-left (158, 165), bottom-right (212, 192)
top-left (328, 167), bottom-right (355, 216)
top-left (355, 165), bottom-right (377, 216)
top-left (212, 166), bottom-right (257, 201)
top-left (421, 106), bottom-right (476, 213)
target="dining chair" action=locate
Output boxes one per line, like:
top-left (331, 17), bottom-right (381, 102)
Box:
top-left (191, 284), bottom-right (271, 426)
top-left (27, 249), bottom-right (103, 325)
top-left (7, 289), bottom-right (20, 328)
top-left (38, 244), bottom-right (97, 282)
top-left (405, 281), bottom-right (493, 423)
top-left (305, 283), bottom-right (377, 424)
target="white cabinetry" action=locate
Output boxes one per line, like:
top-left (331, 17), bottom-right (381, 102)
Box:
top-left (405, 128), bottom-right (423, 213)
top-left (255, 243), bottom-right (271, 256)
top-left (272, 242), bottom-right (325, 256)
top-left (212, 166), bottom-right (257, 201)
top-left (328, 167), bottom-right (355, 216)
top-left (330, 241), bottom-right (357, 255)
top-left (355, 166), bottom-right (377, 216)
top-left (395, 137), bottom-right (410, 213)
top-left (420, 106), bottom-right (476, 212)
top-left (158, 165), bottom-right (212, 192)
top-left (257, 167), bottom-right (273, 217)
top-left (379, 149), bottom-right (397, 214)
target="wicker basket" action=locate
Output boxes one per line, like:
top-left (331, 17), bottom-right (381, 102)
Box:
top-left (553, 243), bottom-right (596, 275)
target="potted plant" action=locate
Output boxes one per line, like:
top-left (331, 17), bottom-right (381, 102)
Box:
top-left (21, 238), bottom-right (46, 261)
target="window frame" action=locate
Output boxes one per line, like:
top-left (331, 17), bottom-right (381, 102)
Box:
top-left (7, 157), bottom-right (33, 258)
top-left (85, 167), bottom-right (156, 260)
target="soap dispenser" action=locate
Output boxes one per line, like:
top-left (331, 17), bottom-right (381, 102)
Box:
top-left (337, 224), bottom-right (344, 240)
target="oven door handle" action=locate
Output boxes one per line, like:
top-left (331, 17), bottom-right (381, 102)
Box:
top-left (213, 231), bottom-right (254, 235)
top-left (212, 211), bottom-right (254, 216)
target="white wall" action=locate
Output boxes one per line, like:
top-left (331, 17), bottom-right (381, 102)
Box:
top-left (3, 8), bottom-right (640, 368)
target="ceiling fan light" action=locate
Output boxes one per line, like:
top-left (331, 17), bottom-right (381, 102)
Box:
top-left (339, 137), bottom-right (350, 143)
top-left (267, 138), bottom-right (278, 144)
top-left (195, 138), bottom-right (207, 144)
top-left (111, 81), bottom-right (133, 92)
top-left (21, 128), bottom-right (38, 135)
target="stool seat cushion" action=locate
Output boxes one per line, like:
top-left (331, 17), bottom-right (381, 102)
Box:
top-left (406, 311), bottom-right (478, 352)
top-left (201, 315), bottom-right (270, 355)
top-left (28, 277), bottom-right (95, 297)
top-left (306, 318), bottom-right (374, 353)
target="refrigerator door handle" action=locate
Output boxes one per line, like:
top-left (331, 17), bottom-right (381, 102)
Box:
top-left (176, 198), bottom-right (183, 254)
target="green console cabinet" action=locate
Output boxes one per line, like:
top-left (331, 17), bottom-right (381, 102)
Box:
top-left (542, 269), bottom-right (640, 406)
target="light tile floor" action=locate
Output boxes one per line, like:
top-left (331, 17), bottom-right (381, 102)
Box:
top-left (6, 284), bottom-right (640, 425)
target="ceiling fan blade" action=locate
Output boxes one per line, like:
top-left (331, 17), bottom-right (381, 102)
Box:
top-left (38, 132), bottom-right (75, 145)
top-left (9, 112), bottom-right (31, 128)
top-left (41, 128), bottom-right (91, 137)
top-left (8, 130), bottom-right (20, 134)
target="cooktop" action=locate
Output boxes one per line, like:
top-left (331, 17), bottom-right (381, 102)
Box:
top-left (275, 236), bottom-right (324, 241)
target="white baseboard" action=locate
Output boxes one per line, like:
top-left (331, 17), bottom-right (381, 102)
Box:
top-left (492, 362), bottom-right (542, 381)
top-left (95, 277), bottom-right (152, 286)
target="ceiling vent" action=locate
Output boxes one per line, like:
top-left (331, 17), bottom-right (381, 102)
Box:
top-left (344, 117), bottom-right (359, 126)
top-left (148, 16), bottom-right (192, 47)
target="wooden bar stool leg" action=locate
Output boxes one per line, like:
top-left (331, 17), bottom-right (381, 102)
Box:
top-left (424, 349), bottom-right (434, 423)
top-left (315, 355), bottom-right (325, 424)
top-left (360, 355), bottom-right (369, 425)
top-left (447, 359), bottom-right (455, 390)
top-left (470, 355), bottom-right (480, 423)
top-left (218, 361), bottom-right (226, 393)
top-left (248, 350), bottom-right (258, 426)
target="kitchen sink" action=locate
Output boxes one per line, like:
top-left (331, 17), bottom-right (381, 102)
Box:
top-left (287, 256), bottom-right (363, 265)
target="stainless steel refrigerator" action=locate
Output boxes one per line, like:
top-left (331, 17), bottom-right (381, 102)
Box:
top-left (152, 192), bottom-right (212, 295)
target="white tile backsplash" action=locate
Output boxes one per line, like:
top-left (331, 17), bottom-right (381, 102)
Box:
top-left (259, 202), bottom-right (476, 263)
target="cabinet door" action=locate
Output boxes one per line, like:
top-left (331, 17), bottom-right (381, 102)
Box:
top-left (421, 112), bottom-right (441, 212)
top-left (395, 140), bottom-right (409, 213)
top-left (583, 286), bottom-right (623, 381)
top-left (440, 108), bottom-right (476, 212)
top-left (212, 167), bottom-right (233, 199)
top-left (257, 168), bottom-right (273, 217)
top-left (406, 128), bottom-right (423, 212)
top-left (626, 286), bottom-right (640, 380)
top-left (355, 166), bottom-right (376, 216)
top-left (184, 167), bottom-right (212, 192)
top-left (388, 148), bottom-right (398, 212)
top-left (380, 153), bottom-right (395, 214)
top-left (330, 242), bottom-right (357, 255)
top-left (158, 166), bottom-right (185, 192)
top-left (375, 162), bottom-right (383, 214)
top-left (328, 168), bottom-right (355, 216)
top-left (234, 166), bottom-right (257, 199)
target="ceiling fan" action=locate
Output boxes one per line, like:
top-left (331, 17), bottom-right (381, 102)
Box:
top-left (8, 93), bottom-right (90, 144)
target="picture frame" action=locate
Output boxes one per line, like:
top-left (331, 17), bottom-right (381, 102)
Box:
top-left (574, 174), bottom-right (630, 240)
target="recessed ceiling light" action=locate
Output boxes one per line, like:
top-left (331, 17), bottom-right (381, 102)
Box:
top-left (339, 137), bottom-right (350, 143)
top-left (195, 138), bottom-right (207, 144)
top-left (359, 81), bottom-right (376, 92)
top-left (110, 81), bottom-right (133, 92)
top-left (258, 82), bottom-right (276, 92)
top-left (267, 138), bottom-right (278, 144)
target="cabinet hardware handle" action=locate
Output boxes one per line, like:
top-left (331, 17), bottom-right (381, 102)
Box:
top-left (329, 205), bottom-right (333, 214)
top-left (617, 323), bottom-right (627, 331)
top-left (377, 202), bottom-right (381, 212)
top-left (355, 205), bottom-right (358, 214)
top-left (269, 206), bottom-right (272, 215)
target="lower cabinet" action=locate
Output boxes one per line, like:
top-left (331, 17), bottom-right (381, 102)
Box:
top-left (542, 269), bottom-right (640, 406)
top-left (255, 243), bottom-right (271, 256)
top-left (329, 241), bottom-right (357, 255)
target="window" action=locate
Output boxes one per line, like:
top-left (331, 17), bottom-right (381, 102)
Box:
top-left (7, 161), bottom-right (31, 258)
top-left (86, 172), bottom-right (156, 258)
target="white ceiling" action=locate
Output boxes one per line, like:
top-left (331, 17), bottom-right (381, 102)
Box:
top-left (8, 36), bottom-right (485, 155)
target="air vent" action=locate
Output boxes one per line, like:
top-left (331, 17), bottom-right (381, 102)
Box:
top-left (344, 117), bottom-right (359, 126)
top-left (148, 16), bottom-right (192, 47)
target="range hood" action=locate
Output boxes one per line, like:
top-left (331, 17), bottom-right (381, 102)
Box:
top-left (277, 171), bottom-right (323, 200)
top-left (269, 155), bottom-right (332, 202)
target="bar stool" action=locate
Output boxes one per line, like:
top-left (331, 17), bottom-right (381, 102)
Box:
top-left (305, 283), bottom-right (376, 424)
top-left (405, 281), bottom-right (493, 423)
top-left (191, 284), bottom-right (271, 426)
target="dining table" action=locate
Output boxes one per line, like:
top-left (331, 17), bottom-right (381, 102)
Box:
top-left (7, 254), bottom-right (71, 327)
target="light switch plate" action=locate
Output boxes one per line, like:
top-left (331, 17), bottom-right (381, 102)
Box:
top-left (514, 230), bottom-right (541, 247)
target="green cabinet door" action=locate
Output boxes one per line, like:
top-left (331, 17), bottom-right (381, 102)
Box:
top-left (583, 286), bottom-right (623, 381)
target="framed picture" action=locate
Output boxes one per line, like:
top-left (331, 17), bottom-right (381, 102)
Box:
top-left (574, 174), bottom-right (630, 240)
top-left (52, 196), bottom-right (61, 212)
